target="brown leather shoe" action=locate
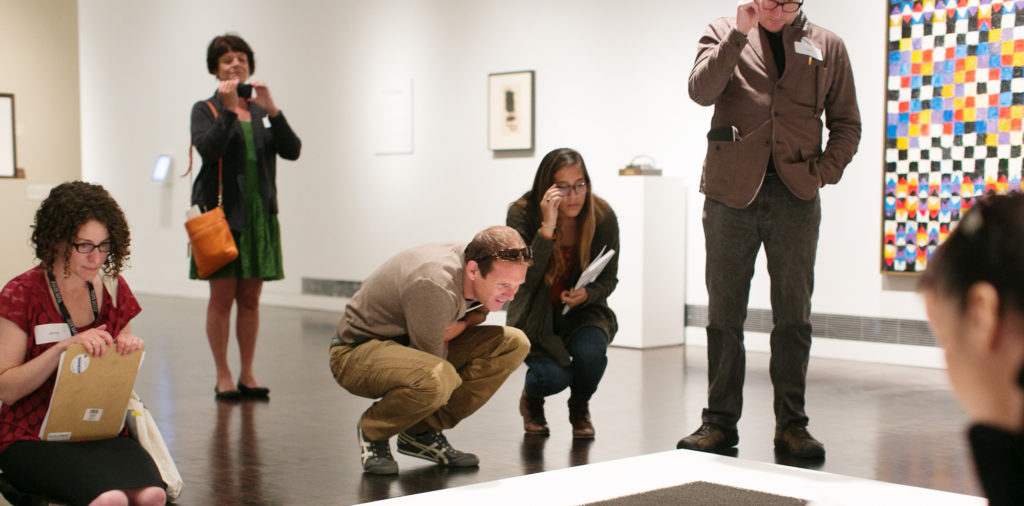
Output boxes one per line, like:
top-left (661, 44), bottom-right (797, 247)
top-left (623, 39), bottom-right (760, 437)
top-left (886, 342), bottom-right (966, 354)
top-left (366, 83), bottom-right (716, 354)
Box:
top-left (519, 390), bottom-right (549, 435)
top-left (774, 424), bottom-right (825, 459)
top-left (567, 396), bottom-right (595, 439)
top-left (676, 423), bottom-right (739, 452)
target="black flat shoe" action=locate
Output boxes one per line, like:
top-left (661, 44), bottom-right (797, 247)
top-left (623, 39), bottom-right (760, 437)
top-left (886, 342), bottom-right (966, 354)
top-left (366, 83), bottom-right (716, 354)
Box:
top-left (215, 386), bottom-right (241, 401)
top-left (237, 381), bottom-right (270, 399)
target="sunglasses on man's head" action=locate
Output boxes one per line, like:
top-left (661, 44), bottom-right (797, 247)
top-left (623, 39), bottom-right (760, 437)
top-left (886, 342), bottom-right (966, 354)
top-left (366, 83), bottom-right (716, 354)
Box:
top-left (475, 247), bottom-right (532, 262)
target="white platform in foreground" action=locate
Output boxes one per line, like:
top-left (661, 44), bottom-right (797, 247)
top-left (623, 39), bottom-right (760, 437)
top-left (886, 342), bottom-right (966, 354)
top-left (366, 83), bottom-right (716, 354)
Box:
top-left (366, 449), bottom-right (984, 506)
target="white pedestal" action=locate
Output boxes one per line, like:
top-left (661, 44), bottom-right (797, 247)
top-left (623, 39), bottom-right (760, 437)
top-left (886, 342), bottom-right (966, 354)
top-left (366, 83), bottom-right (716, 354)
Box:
top-left (601, 176), bottom-right (686, 348)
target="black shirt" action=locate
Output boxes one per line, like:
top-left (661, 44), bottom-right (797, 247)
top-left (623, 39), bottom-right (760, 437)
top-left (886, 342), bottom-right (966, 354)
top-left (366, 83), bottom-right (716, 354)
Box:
top-left (762, 25), bottom-right (786, 176)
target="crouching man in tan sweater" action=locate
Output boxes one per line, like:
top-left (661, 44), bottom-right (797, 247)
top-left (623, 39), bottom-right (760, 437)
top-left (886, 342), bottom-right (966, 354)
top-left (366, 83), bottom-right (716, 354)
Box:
top-left (330, 226), bottom-right (532, 475)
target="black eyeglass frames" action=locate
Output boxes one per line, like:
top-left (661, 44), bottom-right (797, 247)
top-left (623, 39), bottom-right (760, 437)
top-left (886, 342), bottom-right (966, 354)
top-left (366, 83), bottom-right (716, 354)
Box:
top-left (71, 241), bottom-right (112, 254)
top-left (762, 0), bottom-right (803, 13)
top-left (555, 182), bottom-right (588, 195)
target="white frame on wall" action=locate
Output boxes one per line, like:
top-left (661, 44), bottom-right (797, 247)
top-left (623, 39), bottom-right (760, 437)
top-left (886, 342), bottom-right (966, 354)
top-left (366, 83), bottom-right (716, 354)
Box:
top-left (0, 93), bottom-right (16, 178)
top-left (487, 70), bottom-right (534, 151)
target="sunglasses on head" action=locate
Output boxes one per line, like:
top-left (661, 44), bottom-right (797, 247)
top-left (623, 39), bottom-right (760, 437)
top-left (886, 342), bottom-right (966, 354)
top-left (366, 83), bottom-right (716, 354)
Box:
top-left (475, 247), bottom-right (532, 263)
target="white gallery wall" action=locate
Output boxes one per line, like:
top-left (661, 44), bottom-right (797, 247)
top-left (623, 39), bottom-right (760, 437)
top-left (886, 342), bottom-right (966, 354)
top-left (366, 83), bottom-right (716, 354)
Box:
top-left (0, 0), bottom-right (81, 284)
top-left (76, 1), bottom-right (924, 329)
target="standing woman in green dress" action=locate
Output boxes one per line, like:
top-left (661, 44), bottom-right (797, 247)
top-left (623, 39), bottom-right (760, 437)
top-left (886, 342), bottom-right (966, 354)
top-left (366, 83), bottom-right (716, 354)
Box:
top-left (189, 33), bottom-right (301, 400)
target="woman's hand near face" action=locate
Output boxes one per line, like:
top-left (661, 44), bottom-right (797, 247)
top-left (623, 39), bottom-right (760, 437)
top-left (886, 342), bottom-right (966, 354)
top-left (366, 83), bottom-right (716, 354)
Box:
top-left (540, 185), bottom-right (563, 229)
top-left (249, 81), bottom-right (279, 117)
top-left (69, 324), bottom-right (114, 357)
top-left (114, 332), bottom-right (144, 356)
top-left (217, 78), bottom-right (240, 111)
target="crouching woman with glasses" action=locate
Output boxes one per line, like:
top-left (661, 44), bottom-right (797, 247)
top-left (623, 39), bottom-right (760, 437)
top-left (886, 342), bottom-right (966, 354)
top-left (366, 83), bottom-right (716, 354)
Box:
top-left (506, 147), bottom-right (620, 439)
top-left (0, 181), bottom-right (165, 506)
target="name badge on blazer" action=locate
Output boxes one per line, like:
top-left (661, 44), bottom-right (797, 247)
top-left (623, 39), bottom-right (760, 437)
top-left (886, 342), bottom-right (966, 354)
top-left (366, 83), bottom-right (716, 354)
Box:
top-left (262, 116), bottom-right (272, 128)
top-left (794, 37), bottom-right (823, 61)
top-left (35, 323), bottom-right (71, 345)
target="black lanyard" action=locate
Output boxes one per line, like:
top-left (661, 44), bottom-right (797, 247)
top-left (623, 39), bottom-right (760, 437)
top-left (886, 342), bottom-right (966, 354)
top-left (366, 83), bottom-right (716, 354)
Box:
top-left (46, 270), bottom-right (98, 336)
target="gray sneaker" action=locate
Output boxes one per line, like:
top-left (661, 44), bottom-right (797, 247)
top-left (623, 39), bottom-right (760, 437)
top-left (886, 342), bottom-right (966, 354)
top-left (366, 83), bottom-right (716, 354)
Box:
top-left (397, 429), bottom-right (480, 467)
top-left (358, 425), bottom-right (398, 475)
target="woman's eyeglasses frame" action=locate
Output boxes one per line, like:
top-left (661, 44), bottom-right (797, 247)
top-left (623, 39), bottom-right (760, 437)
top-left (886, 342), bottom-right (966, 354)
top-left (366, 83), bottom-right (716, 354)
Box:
top-left (71, 241), bottom-right (112, 254)
top-left (554, 182), bottom-right (588, 196)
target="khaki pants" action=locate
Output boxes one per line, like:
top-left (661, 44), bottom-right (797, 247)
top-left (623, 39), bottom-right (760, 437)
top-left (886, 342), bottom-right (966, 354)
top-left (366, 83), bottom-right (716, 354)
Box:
top-left (329, 326), bottom-right (529, 441)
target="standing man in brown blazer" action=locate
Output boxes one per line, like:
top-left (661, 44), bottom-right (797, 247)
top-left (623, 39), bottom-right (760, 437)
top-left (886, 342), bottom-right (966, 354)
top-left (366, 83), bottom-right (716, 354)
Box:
top-left (677, 0), bottom-right (861, 459)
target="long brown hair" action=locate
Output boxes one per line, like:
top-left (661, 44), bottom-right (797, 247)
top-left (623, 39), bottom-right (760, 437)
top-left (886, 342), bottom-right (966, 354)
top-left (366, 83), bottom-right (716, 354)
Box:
top-left (513, 148), bottom-right (604, 285)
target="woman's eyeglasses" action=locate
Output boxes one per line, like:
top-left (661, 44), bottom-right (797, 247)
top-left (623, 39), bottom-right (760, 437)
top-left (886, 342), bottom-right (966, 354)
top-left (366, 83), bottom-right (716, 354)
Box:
top-left (555, 182), bottom-right (588, 195)
top-left (475, 247), bottom-right (532, 262)
top-left (71, 241), bottom-right (112, 254)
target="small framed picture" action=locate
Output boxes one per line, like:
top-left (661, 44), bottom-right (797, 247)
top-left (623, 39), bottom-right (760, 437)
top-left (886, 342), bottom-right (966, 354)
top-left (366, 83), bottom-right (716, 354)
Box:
top-left (1, 93), bottom-right (16, 178)
top-left (488, 71), bottom-right (534, 151)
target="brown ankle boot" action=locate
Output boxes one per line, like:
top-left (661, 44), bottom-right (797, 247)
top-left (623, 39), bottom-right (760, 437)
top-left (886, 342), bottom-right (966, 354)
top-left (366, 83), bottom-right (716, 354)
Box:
top-left (519, 390), bottom-right (549, 435)
top-left (568, 396), bottom-right (595, 439)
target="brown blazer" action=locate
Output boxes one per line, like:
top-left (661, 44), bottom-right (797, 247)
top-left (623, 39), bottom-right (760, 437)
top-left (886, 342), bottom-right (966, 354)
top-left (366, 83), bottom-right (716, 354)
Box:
top-left (690, 12), bottom-right (862, 209)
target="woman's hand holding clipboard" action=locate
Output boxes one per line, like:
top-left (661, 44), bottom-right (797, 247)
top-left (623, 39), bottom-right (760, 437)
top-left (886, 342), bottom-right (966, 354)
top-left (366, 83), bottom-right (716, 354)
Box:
top-left (562, 246), bottom-right (616, 315)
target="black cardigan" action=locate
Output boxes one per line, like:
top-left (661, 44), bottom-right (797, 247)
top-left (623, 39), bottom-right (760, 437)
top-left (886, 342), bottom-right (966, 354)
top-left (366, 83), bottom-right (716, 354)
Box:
top-left (190, 92), bottom-right (301, 232)
top-left (505, 197), bottom-right (619, 366)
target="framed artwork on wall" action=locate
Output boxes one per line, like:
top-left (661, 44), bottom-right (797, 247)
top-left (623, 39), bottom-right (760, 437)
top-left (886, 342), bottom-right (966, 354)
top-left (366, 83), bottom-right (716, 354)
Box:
top-left (488, 71), bottom-right (534, 151)
top-left (882, 0), bottom-right (1023, 273)
top-left (1, 93), bottom-right (15, 178)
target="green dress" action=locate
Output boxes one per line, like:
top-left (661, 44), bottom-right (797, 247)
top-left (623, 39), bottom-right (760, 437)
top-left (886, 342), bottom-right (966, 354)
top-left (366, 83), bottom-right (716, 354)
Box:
top-left (189, 121), bottom-right (284, 280)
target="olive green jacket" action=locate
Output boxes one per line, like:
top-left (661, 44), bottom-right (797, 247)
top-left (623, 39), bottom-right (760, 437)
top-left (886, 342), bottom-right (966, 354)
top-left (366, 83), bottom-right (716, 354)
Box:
top-left (505, 198), bottom-right (619, 366)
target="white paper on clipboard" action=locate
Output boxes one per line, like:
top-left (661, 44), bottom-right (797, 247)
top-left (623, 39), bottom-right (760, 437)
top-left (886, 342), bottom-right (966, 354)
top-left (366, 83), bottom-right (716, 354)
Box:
top-left (562, 246), bottom-right (616, 315)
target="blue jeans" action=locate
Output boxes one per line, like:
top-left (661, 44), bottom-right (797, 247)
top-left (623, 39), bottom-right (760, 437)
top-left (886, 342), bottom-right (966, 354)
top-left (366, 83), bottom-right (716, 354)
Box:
top-left (524, 326), bottom-right (608, 400)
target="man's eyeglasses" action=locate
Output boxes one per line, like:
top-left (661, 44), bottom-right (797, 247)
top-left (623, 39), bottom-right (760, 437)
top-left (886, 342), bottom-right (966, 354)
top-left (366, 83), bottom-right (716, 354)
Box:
top-left (475, 247), bottom-right (532, 263)
top-left (71, 241), bottom-right (112, 254)
top-left (762, 0), bottom-right (803, 13)
top-left (555, 182), bottom-right (588, 196)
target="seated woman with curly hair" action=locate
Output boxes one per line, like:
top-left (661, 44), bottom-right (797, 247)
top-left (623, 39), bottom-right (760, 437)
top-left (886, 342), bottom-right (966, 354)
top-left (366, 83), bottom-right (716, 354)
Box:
top-left (0, 181), bottom-right (165, 506)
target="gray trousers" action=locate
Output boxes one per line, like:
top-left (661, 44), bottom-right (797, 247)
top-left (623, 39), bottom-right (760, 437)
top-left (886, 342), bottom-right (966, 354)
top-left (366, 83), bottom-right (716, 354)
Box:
top-left (701, 174), bottom-right (820, 429)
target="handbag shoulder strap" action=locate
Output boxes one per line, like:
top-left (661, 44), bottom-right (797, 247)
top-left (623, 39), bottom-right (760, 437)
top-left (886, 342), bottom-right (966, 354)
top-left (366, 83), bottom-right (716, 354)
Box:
top-left (184, 100), bottom-right (224, 208)
top-left (102, 275), bottom-right (119, 308)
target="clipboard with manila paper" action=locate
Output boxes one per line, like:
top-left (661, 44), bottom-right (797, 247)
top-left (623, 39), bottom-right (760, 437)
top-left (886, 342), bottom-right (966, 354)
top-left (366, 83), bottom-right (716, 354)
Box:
top-left (562, 246), bottom-right (616, 315)
top-left (38, 343), bottom-right (144, 442)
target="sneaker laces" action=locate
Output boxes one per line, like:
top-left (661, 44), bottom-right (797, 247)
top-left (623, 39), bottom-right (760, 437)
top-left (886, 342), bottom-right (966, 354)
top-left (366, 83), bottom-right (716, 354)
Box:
top-left (425, 431), bottom-right (461, 456)
top-left (359, 429), bottom-right (393, 460)
top-left (370, 439), bottom-right (393, 459)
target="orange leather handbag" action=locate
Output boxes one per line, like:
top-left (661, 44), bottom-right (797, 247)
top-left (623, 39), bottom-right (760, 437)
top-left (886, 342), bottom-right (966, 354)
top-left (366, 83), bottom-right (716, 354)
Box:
top-left (185, 101), bottom-right (238, 279)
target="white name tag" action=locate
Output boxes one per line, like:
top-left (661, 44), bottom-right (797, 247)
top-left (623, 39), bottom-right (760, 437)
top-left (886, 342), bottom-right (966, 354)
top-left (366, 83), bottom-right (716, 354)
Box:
top-left (34, 323), bottom-right (70, 345)
top-left (262, 116), bottom-right (272, 128)
top-left (794, 37), bottom-right (823, 61)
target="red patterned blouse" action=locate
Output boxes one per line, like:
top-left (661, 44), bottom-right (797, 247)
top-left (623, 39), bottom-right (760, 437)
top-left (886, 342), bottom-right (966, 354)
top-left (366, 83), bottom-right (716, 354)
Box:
top-left (0, 267), bottom-right (141, 452)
